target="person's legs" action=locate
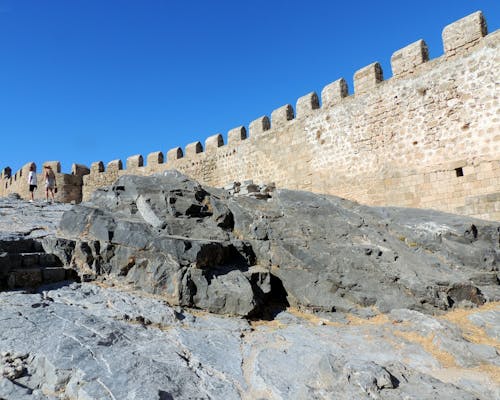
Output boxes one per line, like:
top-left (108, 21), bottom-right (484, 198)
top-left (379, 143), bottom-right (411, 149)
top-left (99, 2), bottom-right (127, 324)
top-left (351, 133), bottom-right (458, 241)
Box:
top-left (45, 188), bottom-right (49, 201)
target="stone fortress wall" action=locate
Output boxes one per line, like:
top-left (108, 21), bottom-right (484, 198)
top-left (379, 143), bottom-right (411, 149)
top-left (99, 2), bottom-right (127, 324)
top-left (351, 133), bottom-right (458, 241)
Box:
top-left (1, 11), bottom-right (499, 220)
top-left (0, 161), bottom-right (88, 203)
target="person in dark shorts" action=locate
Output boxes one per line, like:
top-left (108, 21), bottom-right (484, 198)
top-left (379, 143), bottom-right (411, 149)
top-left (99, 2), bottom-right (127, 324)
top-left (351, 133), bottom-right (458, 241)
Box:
top-left (27, 164), bottom-right (37, 202)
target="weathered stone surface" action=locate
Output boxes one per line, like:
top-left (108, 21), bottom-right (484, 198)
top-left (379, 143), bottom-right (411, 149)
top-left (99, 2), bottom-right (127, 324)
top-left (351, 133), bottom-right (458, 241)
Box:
top-left (0, 197), bottom-right (71, 242)
top-left (0, 283), bottom-right (498, 399)
top-left (0, 177), bottom-right (498, 399)
top-left (0, 198), bottom-right (74, 291)
top-left (51, 172), bottom-right (499, 318)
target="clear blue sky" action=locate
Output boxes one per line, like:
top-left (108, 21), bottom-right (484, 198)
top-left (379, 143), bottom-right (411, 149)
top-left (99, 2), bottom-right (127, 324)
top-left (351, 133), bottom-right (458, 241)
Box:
top-left (1, 1), bottom-right (499, 174)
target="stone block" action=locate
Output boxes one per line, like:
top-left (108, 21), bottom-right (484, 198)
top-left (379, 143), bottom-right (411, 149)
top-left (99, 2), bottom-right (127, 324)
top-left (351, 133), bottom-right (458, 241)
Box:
top-left (147, 151), bottom-right (164, 166)
top-left (249, 116), bottom-right (270, 136)
top-left (271, 104), bottom-right (294, 127)
top-left (442, 11), bottom-right (487, 53)
top-left (107, 159), bottom-right (123, 173)
top-left (205, 134), bottom-right (224, 153)
top-left (321, 78), bottom-right (348, 107)
top-left (0, 253), bottom-right (21, 269)
top-left (354, 63), bottom-right (383, 94)
top-left (42, 267), bottom-right (67, 283)
top-left (167, 147), bottom-right (183, 162)
top-left (126, 154), bottom-right (144, 170)
top-left (39, 253), bottom-right (61, 268)
top-left (296, 92), bottom-right (319, 118)
top-left (227, 126), bottom-right (247, 145)
top-left (391, 40), bottom-right (429, 76)
top-left (185, 141), bottom-right (203, 157)
top-left (90, 161), bottom-right (104, 174)
top-left (71, 163), bottom-right (90, 177)
top-left (21, 253), bottom-right (39, 267)
top-left (7, 269), bottom-right (42, 289)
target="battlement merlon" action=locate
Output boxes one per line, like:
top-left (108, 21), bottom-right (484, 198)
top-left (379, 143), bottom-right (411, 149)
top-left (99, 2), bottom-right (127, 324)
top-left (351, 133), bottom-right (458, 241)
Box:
top-left (227, 126), bottom-right (247, 145)
top-left (147, 151), bottom-right (164, 166)
top-left (296, 92), bottom-right (319, 118)
top-left (205, 134), bottom-right (224, 153)
top-left (185, 141), bottom-right (202, 157)
top-left (391, 40), bottom-right (429, 77)
top-left (167, 147), bottom-right (183, 162)
top-left (72, 163), bottom-right (90, 177)
top-left (107, 159), bottom-right (123, 173)
top-left (90, 161), bottom-right (105, 174)
top-left (321, 79), bottom-right (348, 108)
top-left (249, 116), bottom-right (270, 137)
top-left (442, 11), bottom-right (487, 54)
top-left (126, 155), bottom-right (143, 170)
top-left (271, 104), bottom-right (294, 128)
top-left (354, 62), bottom-right (383, 94)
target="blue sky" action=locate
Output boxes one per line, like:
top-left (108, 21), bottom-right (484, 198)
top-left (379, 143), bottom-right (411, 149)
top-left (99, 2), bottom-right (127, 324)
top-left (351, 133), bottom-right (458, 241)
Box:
top-left (0, 1), bottom-right (499, 174)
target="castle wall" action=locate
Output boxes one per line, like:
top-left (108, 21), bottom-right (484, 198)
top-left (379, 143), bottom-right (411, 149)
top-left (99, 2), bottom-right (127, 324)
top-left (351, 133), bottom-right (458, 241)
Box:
top-left (0, 161), bottom-right (84, 203)
top-left (4, 12), bottom-right (500, 221)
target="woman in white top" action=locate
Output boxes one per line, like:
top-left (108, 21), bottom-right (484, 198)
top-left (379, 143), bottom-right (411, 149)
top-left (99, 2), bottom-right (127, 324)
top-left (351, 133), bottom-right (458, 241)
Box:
top-left (27, 164), bottom-right (37, 202)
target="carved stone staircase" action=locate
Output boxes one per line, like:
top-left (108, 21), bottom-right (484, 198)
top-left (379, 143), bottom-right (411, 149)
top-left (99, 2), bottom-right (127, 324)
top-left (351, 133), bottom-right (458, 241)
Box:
top-left (0, 239), bottom-right (75, 290)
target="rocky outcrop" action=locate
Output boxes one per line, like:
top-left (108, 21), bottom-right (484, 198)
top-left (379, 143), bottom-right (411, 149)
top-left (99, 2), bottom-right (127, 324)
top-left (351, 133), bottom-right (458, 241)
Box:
top-left (46, 171), bottom-right (499, 317)
top-left (0, 197), bottom-right (75, 291)
top-left (0, 283), bottom-right (498, 399)
top-left (0, 181), bottom-right (499, 399)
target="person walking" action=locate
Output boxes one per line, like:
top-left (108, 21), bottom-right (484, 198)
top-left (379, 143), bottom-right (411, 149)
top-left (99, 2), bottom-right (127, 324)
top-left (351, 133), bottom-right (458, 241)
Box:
top-left (43, 165), bottom-right (57, 202)
top-left (27, 164), bottom-right (37, 202)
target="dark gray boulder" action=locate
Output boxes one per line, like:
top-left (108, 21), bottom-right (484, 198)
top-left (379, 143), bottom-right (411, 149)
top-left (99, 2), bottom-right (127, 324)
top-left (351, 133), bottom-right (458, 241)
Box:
top-left (49, 171), bottom-right (499, 317)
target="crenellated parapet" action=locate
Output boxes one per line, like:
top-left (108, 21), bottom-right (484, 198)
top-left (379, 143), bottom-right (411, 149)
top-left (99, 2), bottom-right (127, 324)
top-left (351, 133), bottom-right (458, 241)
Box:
top-left (0, 160), bottom-right (88, 203)
top-left (7, 11), bottom-right (499, 219)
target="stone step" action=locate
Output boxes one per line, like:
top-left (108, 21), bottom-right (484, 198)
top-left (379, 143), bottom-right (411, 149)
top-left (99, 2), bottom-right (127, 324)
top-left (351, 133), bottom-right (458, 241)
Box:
top-left (0, 239), bottom-right (43, 254)
top-left (0, 252), bottom-right (62, 270)
top-left (6, 267), bottom-right (74, 289)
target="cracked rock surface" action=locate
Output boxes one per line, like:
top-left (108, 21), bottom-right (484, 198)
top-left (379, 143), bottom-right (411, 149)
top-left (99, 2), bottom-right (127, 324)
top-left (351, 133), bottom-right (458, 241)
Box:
top-left (0, 283), bottom-right (499, 399)
top-left (0, 172), bottom-right (499, 399)
top-left (47, 171), bottom-right (499, 317)
top-left (0, 195), bottom-right (71, 242)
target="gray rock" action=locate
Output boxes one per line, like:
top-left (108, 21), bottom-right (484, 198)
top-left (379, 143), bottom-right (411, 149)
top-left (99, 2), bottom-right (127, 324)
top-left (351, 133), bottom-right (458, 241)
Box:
top-left (0, 172), bottom-right (499, 399)
top-left (0, 282), bottom-right (498, 399)
top-left (46, 172), bottom-right (499, 318)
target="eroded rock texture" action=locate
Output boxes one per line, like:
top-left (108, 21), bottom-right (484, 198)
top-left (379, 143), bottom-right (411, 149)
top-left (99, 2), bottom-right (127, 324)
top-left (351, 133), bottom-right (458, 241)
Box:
top-left (1, 175), bottom-right (499, 399)
top-left (46, 171), bottom-right (499, 317)
top-left (0, 283), bottom-right (498, 399)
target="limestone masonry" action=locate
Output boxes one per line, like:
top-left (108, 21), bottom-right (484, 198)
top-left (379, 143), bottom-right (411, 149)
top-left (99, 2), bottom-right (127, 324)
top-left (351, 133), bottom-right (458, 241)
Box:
top-left (2, 11), bottom-right (499, 220)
